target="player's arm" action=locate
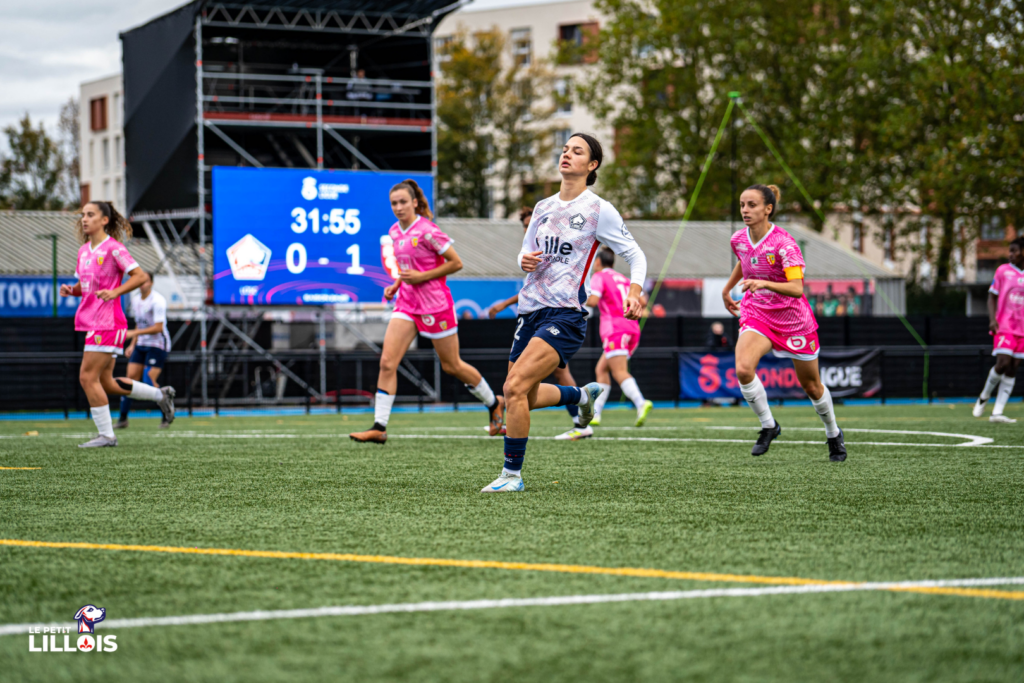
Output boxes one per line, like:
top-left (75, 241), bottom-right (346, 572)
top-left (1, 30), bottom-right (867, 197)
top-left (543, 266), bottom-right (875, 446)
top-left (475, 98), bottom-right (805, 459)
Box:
top-left (987, 290), bottom-right (999, 334)
top-left (126, 322), bottom-right (164, 340)
top-left (585, 294), bottom-right (600, 307)
top-left (59, 280), bottom-right (82, 297)
top-left (384, 278), bottom-right (401, 300)
top-left (518, 213), bottom-right (543, 272)
top-left (96, 266), bottom-right (146, 302)
top-left (742, 266), bottom-right (805, 298)
top-left (721, 261), bottom-right (743, 317)
top-left (595, 202), bottom-right (647, 320)
top-left (488, 294), bottom-right (519, 318)
top-left (399, 244), bottom-right (463, 284)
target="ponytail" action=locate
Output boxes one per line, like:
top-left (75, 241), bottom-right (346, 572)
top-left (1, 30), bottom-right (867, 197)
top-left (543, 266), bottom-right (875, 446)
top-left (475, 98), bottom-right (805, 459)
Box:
top-left (390, 179), bottom-right (433, 219)
top-left (76, 201), bottom-right (133, 244)
top-left (745, 184), bottom-right (782, 218)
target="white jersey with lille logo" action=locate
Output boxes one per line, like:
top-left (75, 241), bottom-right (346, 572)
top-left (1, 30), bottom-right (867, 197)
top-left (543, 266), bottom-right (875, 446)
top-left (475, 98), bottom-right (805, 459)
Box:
top-left (129, 290), bottom-right (171, 351)
top-left (517, 189), bottom-right (647, 315)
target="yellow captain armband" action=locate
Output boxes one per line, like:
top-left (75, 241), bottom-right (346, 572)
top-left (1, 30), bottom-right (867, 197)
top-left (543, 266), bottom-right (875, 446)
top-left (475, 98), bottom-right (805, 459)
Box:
top-left (784, 266), bottom-right (804, 281)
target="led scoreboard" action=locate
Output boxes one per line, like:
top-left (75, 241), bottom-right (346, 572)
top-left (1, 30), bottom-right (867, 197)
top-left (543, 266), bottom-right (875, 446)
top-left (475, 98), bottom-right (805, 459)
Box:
top-left (212, 167), bottom-right (433, 305)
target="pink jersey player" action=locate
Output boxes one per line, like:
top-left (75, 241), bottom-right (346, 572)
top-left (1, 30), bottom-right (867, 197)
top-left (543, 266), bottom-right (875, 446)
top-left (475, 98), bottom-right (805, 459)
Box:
top-left (989, 261), bottom-right (1024, 357)
top-left (75, 235), bottom-right (139, 353)
top-left (387, 215), bottom-right (457, 338)
top-left (730, 223), bottom-right (819, 360)
top-left (590, 265), bottom-right (641, 358)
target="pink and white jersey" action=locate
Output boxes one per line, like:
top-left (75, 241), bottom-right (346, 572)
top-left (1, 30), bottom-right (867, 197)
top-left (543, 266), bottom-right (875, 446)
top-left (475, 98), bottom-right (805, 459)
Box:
top-left (989, 262), bottom-right (1024, 337)
top-left (730, 224), bottom-right (816, 336)
top-left (518, 189), bottom-right (646, 315)
top-left (590, 268), bottom-right (640, 339)
top-left (74, 236), bottom-right (138, 331)
top-left (389, 216), bottom-right (454, 315)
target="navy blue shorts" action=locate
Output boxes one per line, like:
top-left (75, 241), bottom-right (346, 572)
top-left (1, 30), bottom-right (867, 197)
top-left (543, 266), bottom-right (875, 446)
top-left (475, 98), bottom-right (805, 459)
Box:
top-left (128, 345), bottom-right (168, 370)
top-left (509, 308), bottom-right (587, 368)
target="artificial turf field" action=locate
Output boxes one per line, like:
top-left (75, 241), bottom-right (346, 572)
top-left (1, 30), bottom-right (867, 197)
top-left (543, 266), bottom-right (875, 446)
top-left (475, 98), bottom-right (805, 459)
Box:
top-left (1, 402), bottom-right (1022, 682)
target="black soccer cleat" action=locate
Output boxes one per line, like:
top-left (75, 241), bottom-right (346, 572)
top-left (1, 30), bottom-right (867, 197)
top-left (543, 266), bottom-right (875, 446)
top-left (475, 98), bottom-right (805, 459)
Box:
top-left (827, 429), bottom-right (847, 462)
top-left (751, 421), bottom-right (781, 456)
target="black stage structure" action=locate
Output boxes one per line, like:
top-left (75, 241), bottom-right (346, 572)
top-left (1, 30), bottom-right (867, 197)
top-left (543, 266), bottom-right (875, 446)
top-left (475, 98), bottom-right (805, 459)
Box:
top-left (120, 0), bottom-right (463, 404)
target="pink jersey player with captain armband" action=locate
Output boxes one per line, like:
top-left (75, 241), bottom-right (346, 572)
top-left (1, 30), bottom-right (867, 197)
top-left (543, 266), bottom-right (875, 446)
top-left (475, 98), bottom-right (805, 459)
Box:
top-left (989, 261), bottom-right (1024, 358)
top-left (590, 267), bottom-right (640, 358)
top-left (388, 215), bottom-right (458, 339)
top-left (75, 235), bottom-right (139, 354)
top-left (731, 223), bottom-right (819, 360)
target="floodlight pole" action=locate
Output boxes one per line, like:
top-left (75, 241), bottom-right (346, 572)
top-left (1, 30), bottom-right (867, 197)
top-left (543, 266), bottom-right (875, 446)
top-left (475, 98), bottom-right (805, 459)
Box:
top-left (196, 15), bottom-right (209, 404)
top-left (35, 234), bottom-right (59, 317)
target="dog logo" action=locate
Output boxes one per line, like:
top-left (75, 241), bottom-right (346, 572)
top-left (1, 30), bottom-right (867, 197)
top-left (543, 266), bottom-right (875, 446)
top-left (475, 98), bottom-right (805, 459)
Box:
top-left (767, 253), bottom-right (776, 265)
top-left (74, 605), bottom-right (106, 633)
top-left (569, 214), bottom-right (586, 230)
top-left (301, 177), bottom-right (318, 201)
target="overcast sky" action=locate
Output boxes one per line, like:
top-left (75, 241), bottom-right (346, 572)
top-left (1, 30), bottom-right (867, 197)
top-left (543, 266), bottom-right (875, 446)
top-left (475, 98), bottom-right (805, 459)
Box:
top-left (0, 0), bottom-right (542, 142)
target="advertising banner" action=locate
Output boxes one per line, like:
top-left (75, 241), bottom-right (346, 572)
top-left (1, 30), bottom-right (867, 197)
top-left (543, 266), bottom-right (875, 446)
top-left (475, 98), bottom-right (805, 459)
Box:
top-left (0, 276), bottom-right (81, 317)
top-left (212, 167), bottom-right (433, 306)
top-left (680, 348), bottom-right (882, 399)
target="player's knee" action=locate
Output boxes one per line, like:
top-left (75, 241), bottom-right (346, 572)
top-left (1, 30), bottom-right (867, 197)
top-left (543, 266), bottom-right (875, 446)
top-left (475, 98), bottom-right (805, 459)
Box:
top-left (379, 354), bottom-right (399, 375)
top-left (440, 359), bottom-right (460, 376)
top-left (734, 363), bottom-right (757, 384)
top-left (801, 378), bottom-right (824, 399)
top-left (503, 375), bottom-right (528, 401)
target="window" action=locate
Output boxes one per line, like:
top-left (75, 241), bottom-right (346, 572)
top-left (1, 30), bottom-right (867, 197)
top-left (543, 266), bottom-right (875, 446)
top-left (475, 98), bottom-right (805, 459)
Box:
top-left (112, 93), bottom-right (120, 128)
top-left (883, 219), bottom-right (895, 263)
top-left (115, 178), bottom-right (122, 206)
top-left (433, 35), bottom-right (453, 66)
top-left (554, 77), bottom-right (573, 114)
top-left (981, 216), bottom-right (1004, 241)
top-left (553, 129), bottom-right (572, 167)
top-left (558, 22), bottom-right (599, 64)
top-left (851, 220), bottom-right (864, 253)
top-left (511, 28), bottom-right (531, 67)
top-left (88, 141), bottom-right (94, 175)
top-left (514, 80), bottom-right (534, 122)
top-left (89, 97), bottom-right (107, 131)
top-left (103, 179), bottom-right (110, 201)
top-left (102, 138), bottom-right (110, 171)
top-left (114, 136), bottom-right (121, 166)
top-left (80, 183), bottom-right (90, 206)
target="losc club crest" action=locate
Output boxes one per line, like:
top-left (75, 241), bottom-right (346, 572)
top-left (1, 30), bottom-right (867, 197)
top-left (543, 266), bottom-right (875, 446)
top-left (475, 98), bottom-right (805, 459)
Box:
top-left (28, 605), bottom-right (117, 653)
top-left (227, 234), bottom-right (272, 281)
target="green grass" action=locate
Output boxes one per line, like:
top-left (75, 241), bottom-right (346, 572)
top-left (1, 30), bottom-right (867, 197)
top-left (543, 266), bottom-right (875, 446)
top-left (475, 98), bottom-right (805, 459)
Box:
top-left (1, 403), bottom-right (1022, 682)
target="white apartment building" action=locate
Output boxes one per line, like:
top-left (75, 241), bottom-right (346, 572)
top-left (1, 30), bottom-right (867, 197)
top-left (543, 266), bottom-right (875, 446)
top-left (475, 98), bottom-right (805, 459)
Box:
top-left (434, 0), bottom-right (609, 217)
top-left (78, 74), bottom-right (125, 210)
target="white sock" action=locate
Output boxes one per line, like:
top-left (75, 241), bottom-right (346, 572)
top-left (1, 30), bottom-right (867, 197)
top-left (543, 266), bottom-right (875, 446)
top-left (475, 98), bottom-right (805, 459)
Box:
top-left (91, 405), bottom-right (114, 438)
top-left (810, 386), bottom-right (840, 438)
top-left (572, 413), bottom-right (581, 426)
top-left (466, 377), bottom-right (496, 408)
top-left (129, 380), bottom-right (163, 402)
top-left (620, 377), bottom-right (645, 410)
top-left (992, 375), bottom-right (1016, 416)
top-left (980, 367), bottom-right (1003, 401)
top-left (739, 376), bottom-right (775, 429)
top-left (576, 388), bottom-right (589, 406)
top-left (374, 391), bottom-right (396, 427)
top-left (593, 383), bottom-right (612, 417)
top-left (502, 467), bottom-right (522, 478)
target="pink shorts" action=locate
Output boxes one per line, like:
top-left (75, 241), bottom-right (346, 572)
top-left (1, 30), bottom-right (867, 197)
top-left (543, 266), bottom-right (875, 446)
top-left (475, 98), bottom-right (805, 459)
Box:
top-left (602, 330), bottom-right (640, 358)
top-left (392, 305), bottom-right (458, 339)
top-left (993, 331), bottom-right (1024, 359)
top-left (84, 329), bottom-right (127, 355)
top-left (739, 318), bottom-right (820, 361)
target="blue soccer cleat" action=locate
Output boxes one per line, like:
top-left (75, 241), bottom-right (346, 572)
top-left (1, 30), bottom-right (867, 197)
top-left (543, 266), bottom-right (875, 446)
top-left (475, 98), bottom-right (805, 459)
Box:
top-left (577, 382), bottom-right (604, 428)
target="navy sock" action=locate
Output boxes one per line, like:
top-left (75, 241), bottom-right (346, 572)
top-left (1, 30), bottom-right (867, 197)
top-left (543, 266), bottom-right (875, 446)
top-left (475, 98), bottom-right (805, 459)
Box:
top-left (119, 396), bottom-right (131, 421)
top-left (554, 385), bottom-right (582, 407)
top-left (503, 436), bottom-right (528, 472)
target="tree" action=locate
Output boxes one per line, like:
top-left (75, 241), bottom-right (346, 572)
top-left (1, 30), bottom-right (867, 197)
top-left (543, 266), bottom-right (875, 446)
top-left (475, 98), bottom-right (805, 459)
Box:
top-left (436, 28), bottom-right (555, 217)
top-left (57, 98), bottom-right (81, 208)
top-left (0, 114), bottom-right (65, 210)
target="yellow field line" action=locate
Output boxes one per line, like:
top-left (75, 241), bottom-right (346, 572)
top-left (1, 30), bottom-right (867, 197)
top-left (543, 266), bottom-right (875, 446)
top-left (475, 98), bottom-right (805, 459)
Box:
top-left (0, 467), bottom-right (40, 470)
top-left (2, 539), bottom-right (1021, 601)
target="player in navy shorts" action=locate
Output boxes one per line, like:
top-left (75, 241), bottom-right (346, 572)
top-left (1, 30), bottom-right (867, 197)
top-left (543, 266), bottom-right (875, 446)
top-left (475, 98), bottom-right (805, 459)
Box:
top-left (481, 133), bottom-right (648, 492)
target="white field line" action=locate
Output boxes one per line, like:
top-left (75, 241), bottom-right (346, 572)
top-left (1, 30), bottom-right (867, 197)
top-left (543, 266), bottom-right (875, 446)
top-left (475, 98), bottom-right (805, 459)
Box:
top-left (706, 426), bottom-right (994, 447)
top-left (2, 576), bottom-right (1023, 637)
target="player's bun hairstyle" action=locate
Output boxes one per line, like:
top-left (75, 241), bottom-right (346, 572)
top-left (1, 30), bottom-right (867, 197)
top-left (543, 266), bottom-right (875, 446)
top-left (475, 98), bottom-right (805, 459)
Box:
top-left (598, 247), bottom-right (615, 268)
top-left (569, 132), bottom-right (602, 186)
top-left (746, 184), bottom-right (782, 218)
top-left (1010, 235), bottom-right (1024, 250)
top-left (518, 206), bottom-right (534, 223)
top-left (76, 201), bottom-right (132, 244)
top-left (390, 179), bottom-right (433, 220)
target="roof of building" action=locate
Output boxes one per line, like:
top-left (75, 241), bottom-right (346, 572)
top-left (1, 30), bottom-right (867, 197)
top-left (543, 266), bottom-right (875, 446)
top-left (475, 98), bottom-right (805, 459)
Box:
top-left (0, 211), bottom-right (204, 276)
top-left (438, 218), bottom-right (898, 280)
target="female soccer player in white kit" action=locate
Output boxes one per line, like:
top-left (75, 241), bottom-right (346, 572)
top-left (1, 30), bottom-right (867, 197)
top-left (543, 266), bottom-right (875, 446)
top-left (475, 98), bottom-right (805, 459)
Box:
top-left (60, 202), bottom-right (176, 447)
top-left (721, 185), bottom-right (846, 461)
top-left (481, 133), bottom-right (648, 492)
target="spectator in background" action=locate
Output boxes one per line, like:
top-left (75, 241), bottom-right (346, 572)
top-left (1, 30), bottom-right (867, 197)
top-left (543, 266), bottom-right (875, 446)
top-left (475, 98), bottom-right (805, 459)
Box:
top-left (705, 321), bottom-right (731, 349)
